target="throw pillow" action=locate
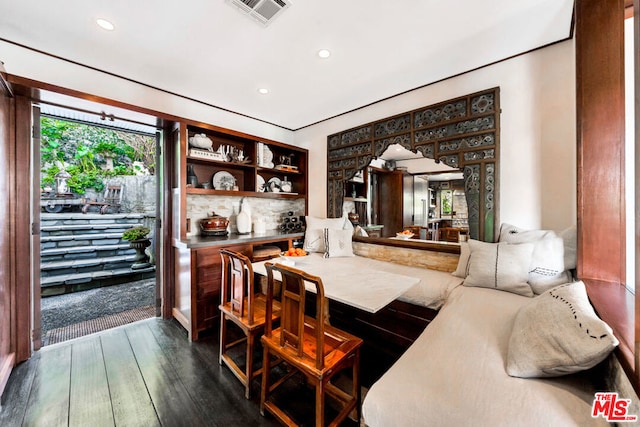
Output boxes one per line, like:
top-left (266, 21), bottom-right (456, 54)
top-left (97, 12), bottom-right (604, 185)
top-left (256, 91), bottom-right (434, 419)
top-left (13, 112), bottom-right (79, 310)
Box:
top-left (560, 225), bottom-right (577, 270)
top-left (499, 223), bottom-right (567, 294)
top-left (451, 241), bottom-right (470, 278)
top-left (463, 240), bottom-right (535, 297)
top-left (506, 281), bottom-right (619, 378)
top-left (323, 228), bottom-right (354, 258)
top-left (303, 216), bottom-right (347, 253)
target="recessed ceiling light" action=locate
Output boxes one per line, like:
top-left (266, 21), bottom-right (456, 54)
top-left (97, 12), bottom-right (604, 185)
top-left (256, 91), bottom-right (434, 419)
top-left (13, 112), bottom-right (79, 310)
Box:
top-left (258, 88), bottom-right (269, 95)
top-left (96, 18), bottom-right (115, 31)
top-left (317, 49), bottom-right (331, 59)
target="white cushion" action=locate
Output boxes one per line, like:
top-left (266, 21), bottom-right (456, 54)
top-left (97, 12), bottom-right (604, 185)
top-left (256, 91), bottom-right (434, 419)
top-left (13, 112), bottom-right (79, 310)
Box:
top-left (463, 240), bottom-right (535, 297)
top-left (499, 223), bottom-right (567, 294)
top-left (323, 228), bottom-right (354, 258)
top-left (560, 225), bottom-right (577, 270)
top-left (302, 228), bottom-right (324, 253)
top-left (303, 216), bottom-right (347, 252)
top-left (506, 281), bottom-right (619, 378)
top-left (451, 241), bottom-right (470, 278)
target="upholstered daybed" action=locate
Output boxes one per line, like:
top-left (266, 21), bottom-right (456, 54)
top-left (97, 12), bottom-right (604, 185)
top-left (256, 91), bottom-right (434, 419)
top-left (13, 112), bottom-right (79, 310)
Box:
top-left (361, 224), bottom-right (636, 427)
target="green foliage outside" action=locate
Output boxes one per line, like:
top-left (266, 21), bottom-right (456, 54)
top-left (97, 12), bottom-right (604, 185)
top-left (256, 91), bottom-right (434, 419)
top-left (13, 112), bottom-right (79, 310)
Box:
top-left (41, 117), bottom-right (156, 195)
top-left (122, 226), bottom-right (150, 241)
top-left (441, 190), bottom-right (453, 215)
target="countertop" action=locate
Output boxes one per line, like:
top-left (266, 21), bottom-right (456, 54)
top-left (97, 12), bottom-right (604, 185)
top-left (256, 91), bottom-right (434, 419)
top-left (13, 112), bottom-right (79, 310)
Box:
top-left (174, 230), bottom-right (304, 249)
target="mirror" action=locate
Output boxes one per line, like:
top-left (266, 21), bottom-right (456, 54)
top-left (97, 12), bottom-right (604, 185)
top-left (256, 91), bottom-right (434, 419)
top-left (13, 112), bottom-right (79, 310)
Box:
top-left (327, 87), bottom-right (500, 242)
top-left (343, 144), bottom-right (468, 241)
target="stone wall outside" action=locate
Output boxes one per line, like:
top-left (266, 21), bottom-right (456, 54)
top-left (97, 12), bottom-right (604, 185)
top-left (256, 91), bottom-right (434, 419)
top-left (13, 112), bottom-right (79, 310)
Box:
top-left (84, 176), bottom-right (157, 215)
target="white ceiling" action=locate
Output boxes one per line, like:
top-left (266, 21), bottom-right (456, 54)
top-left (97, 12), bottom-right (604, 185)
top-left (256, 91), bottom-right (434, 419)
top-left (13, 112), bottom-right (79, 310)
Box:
top-left (0, 0), bottom-right (574, 130)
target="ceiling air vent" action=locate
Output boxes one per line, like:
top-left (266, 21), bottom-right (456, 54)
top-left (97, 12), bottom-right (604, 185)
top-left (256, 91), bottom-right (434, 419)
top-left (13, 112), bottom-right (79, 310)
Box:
top-left (226, 0), bottom-right (290, 26)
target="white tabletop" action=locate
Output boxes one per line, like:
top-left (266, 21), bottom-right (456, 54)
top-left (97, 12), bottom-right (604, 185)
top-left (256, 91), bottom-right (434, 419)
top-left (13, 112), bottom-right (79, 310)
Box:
top-left (252, 253), bottom-right (421, 313)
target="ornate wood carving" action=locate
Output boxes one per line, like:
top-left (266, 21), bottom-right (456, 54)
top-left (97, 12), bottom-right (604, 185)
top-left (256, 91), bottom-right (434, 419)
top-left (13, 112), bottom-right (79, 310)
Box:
top-left (327, 87), bottom-right (500, 241)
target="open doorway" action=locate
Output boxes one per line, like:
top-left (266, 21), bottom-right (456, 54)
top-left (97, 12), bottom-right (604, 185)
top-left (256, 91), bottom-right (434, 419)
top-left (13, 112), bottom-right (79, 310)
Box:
top-left (34, 91), bottom-right (162, 347)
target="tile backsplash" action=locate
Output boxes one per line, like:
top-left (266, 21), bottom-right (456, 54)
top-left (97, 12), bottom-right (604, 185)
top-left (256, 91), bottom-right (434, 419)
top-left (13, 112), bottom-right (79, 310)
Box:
top-left (187, 194), bottom-right (305, 235)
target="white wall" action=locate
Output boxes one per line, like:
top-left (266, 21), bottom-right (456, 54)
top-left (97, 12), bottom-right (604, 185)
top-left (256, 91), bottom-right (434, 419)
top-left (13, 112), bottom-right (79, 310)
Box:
top-left (295, 39), bottom-right (577, 233)
top-left (0, 40), bottom-right (295, 145)
top-left (2, 38), bottom-right (577, 233)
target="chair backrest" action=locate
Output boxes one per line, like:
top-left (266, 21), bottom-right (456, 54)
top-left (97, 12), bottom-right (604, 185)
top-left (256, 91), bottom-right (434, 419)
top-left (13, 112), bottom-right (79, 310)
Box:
top-left (264, 262), bottom-right (326, 370)
top-left (220, 249), bottom-right (257, 324)
top-left (103, 185), bottom-right (123, 204)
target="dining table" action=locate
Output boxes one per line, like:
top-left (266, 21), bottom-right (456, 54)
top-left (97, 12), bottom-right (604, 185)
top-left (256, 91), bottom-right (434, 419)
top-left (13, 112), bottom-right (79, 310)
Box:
top-left (251, 253), bottom-right (422, 313)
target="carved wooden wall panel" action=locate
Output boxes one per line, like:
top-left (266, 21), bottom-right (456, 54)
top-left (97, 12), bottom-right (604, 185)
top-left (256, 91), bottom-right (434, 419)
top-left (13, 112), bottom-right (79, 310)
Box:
top-left (327, 87), bottom-right (500, 242)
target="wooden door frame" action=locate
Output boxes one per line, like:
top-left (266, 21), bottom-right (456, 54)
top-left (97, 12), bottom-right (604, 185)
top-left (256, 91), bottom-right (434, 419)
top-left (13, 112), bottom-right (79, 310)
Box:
top-left (0, 62), bottom-right (16, 396)
top-left (13, 89), bottom-right (34, 362)
top-left (575, 0), bottom-right (639, 390)
top-left (31, 104), bottom-right (42, 350)
top-left (3, 78), bottom-right (176, 363)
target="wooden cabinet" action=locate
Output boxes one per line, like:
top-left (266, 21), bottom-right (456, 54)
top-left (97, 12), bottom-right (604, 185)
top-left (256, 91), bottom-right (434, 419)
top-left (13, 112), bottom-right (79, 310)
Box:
top-left (195, 244), bottom-right (250, 335)
top-left (173, 235), bottom-right (300, 340)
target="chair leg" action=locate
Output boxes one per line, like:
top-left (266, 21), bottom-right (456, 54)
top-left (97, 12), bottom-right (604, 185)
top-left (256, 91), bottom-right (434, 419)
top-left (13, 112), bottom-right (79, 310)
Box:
top-left (245, 332), bottom-right (255, 399)
top-left (260, 345), bottom-right (271, 416)
top-left (219, 314), bottom-right (226, 365)
top-left (315, 379), bottom-right (325, 427)
top-left (353, 350), bottom-right (361, 422)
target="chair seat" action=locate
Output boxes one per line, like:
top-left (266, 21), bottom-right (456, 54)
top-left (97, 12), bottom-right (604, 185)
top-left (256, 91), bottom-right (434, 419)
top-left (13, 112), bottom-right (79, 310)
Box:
top-left (219, 294), bottom-right (281, 332)
top-left (262, 316), bottom-right (362, 378)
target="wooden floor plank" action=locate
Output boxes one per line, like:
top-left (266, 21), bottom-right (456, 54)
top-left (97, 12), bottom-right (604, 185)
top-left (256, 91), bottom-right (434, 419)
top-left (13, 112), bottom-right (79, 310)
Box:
top-left (125, 322), bottom-right (208, 427)
top-left (1, 318), bottom-right (361, 427)
top-left (22, 345), bottom-right (72, 427)
top-left (69, 338), bottom-right (115, 427)
top-left (148, 319), bottom-right (278, 426)
top-left (0, 353), bottom-right (39, 427)
top-left (100, 329), bottom-right (160, 427)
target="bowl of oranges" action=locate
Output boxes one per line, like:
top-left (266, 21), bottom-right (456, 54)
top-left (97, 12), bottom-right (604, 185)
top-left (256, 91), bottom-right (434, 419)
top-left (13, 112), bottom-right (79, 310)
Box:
top-left (279, 247), bottom-right (308, 265)
top-left (396, 230), bottom-right (415, 240)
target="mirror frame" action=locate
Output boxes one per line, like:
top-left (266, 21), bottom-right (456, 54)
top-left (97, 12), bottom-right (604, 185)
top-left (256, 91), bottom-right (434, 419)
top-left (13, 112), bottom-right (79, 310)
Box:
top-left (327, 87), bottom-right (500, 242)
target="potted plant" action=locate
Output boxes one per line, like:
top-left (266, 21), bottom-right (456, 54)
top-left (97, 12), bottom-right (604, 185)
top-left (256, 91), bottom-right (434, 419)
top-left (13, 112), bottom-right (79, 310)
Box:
top-left (122, 226), bottom-right (151, 269)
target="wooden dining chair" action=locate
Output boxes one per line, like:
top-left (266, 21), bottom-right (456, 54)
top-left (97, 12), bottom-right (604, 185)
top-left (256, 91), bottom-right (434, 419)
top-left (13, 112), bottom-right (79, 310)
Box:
top-left (219, 249), bottom-right (281, 399)
top-left (260, 262), bottom-right (363, 427)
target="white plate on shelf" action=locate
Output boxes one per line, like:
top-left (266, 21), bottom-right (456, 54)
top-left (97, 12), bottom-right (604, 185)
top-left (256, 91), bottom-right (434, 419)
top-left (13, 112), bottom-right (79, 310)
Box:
top-left (267, 177), bottom-right (281, 192)
top-left (256, 174), bottom-right (266, 192)
top-left (212, 171), bottom-right (236, 190)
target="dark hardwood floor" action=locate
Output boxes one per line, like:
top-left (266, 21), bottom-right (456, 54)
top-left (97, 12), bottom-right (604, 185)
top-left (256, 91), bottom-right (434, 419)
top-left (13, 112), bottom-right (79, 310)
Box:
top-left (0, 318), bottom-right (360, 426)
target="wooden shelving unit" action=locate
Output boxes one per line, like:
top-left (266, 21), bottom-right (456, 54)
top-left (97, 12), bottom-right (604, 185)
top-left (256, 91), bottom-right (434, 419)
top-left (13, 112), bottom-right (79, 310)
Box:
top-left (170, 120), bottom-right (309, 340)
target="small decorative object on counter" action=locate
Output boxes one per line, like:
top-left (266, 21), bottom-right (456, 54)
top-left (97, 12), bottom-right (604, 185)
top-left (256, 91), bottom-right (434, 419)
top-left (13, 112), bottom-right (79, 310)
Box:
top-left (199, 212), bottom-right (229, 236)
top-left (236, 198), bottom-right (252, 234)
top-left (253, 217), bottom-right (266, 234)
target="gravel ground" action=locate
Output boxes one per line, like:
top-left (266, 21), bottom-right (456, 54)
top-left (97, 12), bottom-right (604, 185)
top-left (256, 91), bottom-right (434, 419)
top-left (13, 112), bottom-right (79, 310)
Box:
top-left (41, 278), bottom-right (155, 336)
